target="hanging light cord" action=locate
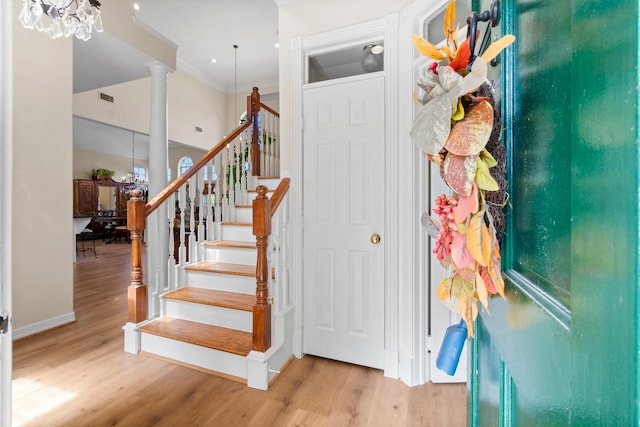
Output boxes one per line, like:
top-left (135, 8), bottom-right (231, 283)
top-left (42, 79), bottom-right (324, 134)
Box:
top-left (234, 44), bottom-right (238, 121)
top-left (131, 132), bottom-right (135, 183)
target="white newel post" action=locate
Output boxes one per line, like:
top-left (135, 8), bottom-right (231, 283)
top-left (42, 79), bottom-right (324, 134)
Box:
top-left (147, 63), bottom-right (171, 319)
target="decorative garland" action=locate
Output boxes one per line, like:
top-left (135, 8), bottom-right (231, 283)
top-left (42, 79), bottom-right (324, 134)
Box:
top-left (411, 0), bottom-right (515, 337)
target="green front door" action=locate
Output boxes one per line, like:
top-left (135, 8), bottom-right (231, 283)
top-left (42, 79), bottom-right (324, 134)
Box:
top-left (470, 0), bottom-right (640, 425)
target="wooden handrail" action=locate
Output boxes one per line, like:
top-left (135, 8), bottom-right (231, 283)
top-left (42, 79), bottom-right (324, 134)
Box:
top-left (145, 87), bottom-right (263, 217)
top-left (268, 178), bottom-right (290, 215)
top-left (260, 102), bottom-right (279, 118)
top-left (145, 121), bottom-right (251, 218)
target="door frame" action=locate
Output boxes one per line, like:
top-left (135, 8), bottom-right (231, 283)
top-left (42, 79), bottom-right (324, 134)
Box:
top-left (291, 14), bottom-right (410, 380)
top-left (0, 0), bottom-right (13, 425)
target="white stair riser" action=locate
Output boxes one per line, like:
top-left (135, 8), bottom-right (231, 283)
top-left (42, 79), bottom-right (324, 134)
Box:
top-left (222, 225), bottom-right (254, 241)
top-left (235, 207), bottom-right (253, 223)
top-left (203, 246), bottom-right (257, 265)
top-left (140, 333), bottom-right (248, 379)
top-left (164, 299), bottom-right (253, 332)
top-left (185, 270), bottom-right (256, 295)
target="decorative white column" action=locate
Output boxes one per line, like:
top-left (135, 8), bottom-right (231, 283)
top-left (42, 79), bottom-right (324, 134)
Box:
top-left (146, 62), bottom-right (171, 318)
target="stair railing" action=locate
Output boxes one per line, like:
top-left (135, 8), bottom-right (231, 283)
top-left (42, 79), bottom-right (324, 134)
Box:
top-left (126, 87), bottom-right (281, 342)
top-left (251, 178), bottom-right (290, 351)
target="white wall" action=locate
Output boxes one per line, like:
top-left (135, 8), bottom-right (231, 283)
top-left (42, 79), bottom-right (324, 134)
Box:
top-left (73, 148), bottom-right (149, 181)
top-left (73, 68), bottom-right (228, 151)
top-left (277, 0), bottom-right (413, 170)
top-left (168, 144), bottom-right (207, 180)
top-left (225, 85), bottom-right (280, 132)
top-left (12, 0), bottom-right (74, 331)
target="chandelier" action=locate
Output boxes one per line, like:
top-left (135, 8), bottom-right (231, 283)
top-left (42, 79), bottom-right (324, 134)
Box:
top-left (19, 0), bottom-right (103, 41)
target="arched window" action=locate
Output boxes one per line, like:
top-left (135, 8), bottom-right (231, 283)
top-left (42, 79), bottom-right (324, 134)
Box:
top-left (178, 157), bottom-right (193, 176)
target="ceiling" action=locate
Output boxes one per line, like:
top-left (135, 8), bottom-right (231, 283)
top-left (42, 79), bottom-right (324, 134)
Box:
top-left (73, 0), bottom-right (281, 160)
top-left (72, 0), bottom-right (378, 161)
top-left (132, 0), bottom-right (281, 94)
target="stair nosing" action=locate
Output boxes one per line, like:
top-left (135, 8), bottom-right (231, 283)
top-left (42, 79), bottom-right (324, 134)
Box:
top-left (205, 240), bottom-right (257, 249)
top-left (164, 287), bottom-right (255, 311)
top-left (139, 317), bottom-right (252, 356)
top-left (185, 261), bottom-right (256, 277)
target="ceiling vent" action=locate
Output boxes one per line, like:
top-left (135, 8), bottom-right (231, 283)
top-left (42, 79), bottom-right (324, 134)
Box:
top-left (99, 92), bottom-right (114, 103)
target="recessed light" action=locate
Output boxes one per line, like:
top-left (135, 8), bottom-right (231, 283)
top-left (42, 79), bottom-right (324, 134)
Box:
top-left (211, 58), bottom-right (217, 63)
top-left (133, 3), bottom-right (140, 11)
top-left (274, 42), bottom-right (280, 48)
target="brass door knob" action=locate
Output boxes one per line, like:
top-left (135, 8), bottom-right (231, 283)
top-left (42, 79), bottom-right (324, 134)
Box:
top-left (370, 234), bottom-right (381, 244)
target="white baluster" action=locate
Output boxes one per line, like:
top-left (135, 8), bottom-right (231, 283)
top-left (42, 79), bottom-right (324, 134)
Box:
top-left (266, 113), bottom-right (273, 177)
top-left (239, 137), bottom-right (248, 205)
top-left (167, 192), bottom-right (177, 290)
top-left (213, 156), bottom-right (223, 240)
top-left (268, 208), bottom-right (279, 311)
top-left (274, 112), bottom-right (280, 176)
top-left (198, 168), bottom-right (206, 243)
top-left (279, 192), bottom-right (289, 308)
top-left (205, 160), bottom-right (214, 241)
top-left (178, 186), bottom-right (187, 266)
top-left (188, 180), bottom-right (197, 262)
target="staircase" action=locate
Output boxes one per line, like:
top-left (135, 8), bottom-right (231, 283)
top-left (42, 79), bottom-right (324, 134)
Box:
top-left (123, 88), bottom-right (293, 390)
top-left (136, 178), bottom-right (286, 388)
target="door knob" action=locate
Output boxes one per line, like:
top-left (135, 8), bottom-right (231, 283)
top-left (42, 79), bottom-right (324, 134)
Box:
top-left (370, 234), bottom-right (381, 244)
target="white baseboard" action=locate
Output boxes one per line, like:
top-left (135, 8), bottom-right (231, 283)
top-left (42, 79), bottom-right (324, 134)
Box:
top-left (13, 312), bottom-right (76, 340)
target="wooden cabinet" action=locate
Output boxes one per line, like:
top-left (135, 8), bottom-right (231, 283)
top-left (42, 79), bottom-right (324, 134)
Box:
top-left (73, 179), bottom-right (98, 216)
top-left (73, 179), bottom-right (129, 218)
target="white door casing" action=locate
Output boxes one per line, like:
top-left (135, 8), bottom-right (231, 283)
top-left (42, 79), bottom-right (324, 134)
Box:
top-left (303, 75), bottom-right (385, 369)
top-left (409, 0), bottom-right (470, 383)
top-left (0, 1), bottom-right (13, 425)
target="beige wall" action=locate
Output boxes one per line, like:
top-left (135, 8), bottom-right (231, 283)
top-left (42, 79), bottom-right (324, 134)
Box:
top-left (12, 1), bottom-right (74, 330)
top-left (101, 0), bottom-right (176, 70)
top-left (168, 144), bottom-right (207, 181)
top-left (168, 70), bottom-right (227, 149)
top-left (73, 148), bottom-right (149, 181)
top-left (73, 68), bottom-right (228, 151)
top-left (73, 77), bottom-right (151, 136)
top-left (277, 0), bottom-right (412, 170)
top-left (74, 143), bottom-right (207, 184)
top-left (225, 85), bottom-right (280, 132)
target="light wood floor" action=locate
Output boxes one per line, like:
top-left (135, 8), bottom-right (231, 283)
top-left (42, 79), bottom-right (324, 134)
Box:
top-left (12, 240), bottom-right (467, 426)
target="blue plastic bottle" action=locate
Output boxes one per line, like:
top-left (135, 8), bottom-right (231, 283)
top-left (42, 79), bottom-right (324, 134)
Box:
top-left (436, 319), bottom-right (468, 376)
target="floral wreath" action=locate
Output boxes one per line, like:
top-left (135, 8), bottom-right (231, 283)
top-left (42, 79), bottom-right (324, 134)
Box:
top-left (411, 0), bottom-right (515, 337)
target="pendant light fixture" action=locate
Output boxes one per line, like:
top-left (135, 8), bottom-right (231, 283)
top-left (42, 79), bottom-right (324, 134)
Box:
top-left (19, 0), bottom-right (103, 41)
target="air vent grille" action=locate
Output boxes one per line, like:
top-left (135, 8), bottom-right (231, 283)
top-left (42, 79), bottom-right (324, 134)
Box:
top-left (99, 92), bottom-right (114, 103)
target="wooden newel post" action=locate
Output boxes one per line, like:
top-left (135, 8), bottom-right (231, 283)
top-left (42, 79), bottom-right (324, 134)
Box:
top-left (252, 185), bottom-right (271, 351)
top-left (127, 189), bottom-right (147, 323)
top-left (250, 86), bottom-right (262, 177)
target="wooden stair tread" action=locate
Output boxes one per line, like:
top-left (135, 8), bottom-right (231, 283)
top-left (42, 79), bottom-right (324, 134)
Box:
top-left (222, 221), bottom-right (252, 226)
top-left (139, 317), bottom-right (252, 355)
top-left (185, 261), bottom-right (255, 277)
top-left (165, 287), bottom-right (254, 311)
top-left (205, 240), bottom-right (256, 249)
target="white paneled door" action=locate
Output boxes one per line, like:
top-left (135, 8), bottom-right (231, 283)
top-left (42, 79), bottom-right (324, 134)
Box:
top-left (303, 75), bottom-right (385, 369)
